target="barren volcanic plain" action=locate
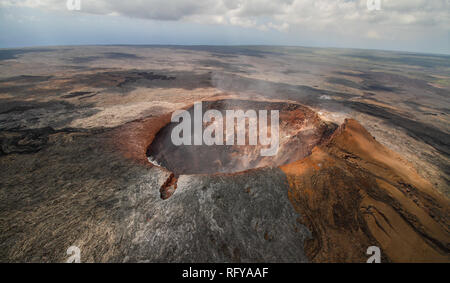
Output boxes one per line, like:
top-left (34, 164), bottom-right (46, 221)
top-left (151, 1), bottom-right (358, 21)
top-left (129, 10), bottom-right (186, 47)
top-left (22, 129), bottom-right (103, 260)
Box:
top-left (0, 46), bottom-right (449, 262)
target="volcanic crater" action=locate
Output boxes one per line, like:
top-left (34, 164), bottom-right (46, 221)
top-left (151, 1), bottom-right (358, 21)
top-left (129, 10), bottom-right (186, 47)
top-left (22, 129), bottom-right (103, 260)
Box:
top-left (146, 99), bottom-right (337, 176)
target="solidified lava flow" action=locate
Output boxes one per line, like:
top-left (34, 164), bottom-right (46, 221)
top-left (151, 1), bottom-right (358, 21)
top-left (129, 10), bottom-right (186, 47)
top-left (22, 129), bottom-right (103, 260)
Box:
top-left (146, 99), bottom-right (337, 175)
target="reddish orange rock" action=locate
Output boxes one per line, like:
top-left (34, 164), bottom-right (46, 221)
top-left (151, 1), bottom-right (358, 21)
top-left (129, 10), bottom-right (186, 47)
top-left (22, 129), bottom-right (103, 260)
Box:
top-left (281, 119), bottom-right (450, 263)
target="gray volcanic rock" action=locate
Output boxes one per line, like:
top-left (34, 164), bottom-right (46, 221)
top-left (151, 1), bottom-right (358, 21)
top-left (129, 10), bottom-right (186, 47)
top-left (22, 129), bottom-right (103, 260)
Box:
top-left (0, 129), bottom-right (309, 262)
top-left (121, 169), bottom-right (310, 262)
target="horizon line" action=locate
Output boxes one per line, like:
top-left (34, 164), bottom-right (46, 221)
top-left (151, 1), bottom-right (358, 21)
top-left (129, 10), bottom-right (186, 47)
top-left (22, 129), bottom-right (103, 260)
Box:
top-left (1, 43), bottom-right (449, 57)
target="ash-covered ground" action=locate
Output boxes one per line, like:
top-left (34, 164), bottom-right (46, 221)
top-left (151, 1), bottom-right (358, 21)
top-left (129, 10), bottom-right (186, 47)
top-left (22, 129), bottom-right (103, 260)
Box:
top-left (0, 46), bottom-right (449, 262)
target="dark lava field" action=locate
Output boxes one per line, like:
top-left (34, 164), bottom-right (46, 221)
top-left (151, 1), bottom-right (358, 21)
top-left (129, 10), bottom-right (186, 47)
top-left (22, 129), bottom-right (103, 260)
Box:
top-left (0, 46), bottom-right (448, 262)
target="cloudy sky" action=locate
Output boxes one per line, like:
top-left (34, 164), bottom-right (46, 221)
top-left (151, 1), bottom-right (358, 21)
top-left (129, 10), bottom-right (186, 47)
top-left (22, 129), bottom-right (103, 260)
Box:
top-left (0, 0), bottom-right (449, 54)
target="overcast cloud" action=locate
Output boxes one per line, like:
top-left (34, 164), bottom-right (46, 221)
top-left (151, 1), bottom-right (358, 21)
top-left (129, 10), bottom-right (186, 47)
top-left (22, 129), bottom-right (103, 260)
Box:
top-left (0, 0), bottom-right (449, 53)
